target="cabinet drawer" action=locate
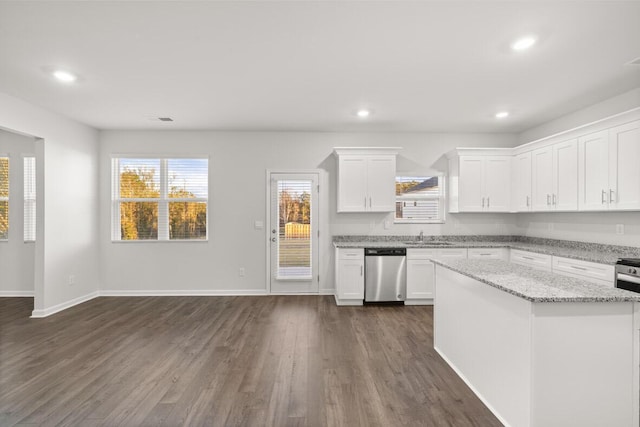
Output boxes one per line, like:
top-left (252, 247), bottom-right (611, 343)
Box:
top-left (407, 248), bottom-right (437, 260)
top-left (510, 249), bottom-right (552, 271)
top-left (337, 248), bottom-right (364, 260)
top-left (435, 248), bottom-right (468, 260)
top-left (468, 248), bottom-right (507, 260)
top-left (552, 256), bottom-right (614, 286)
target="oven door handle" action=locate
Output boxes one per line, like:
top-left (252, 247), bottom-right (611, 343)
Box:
top-left (618, 273), bottom-right (640, 285)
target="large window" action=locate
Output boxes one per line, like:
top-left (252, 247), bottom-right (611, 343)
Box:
top-left (395, 176), bottom-right (445, 223)
top-left (0, 156), bottom-right (8, 240)
top-left (24, 156), bottom-right (36, 242)
top-left (111, 157), bottom-right (208, 241)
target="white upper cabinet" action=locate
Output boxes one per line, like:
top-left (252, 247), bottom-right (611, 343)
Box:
top-left (609, 120), bottom-right (640, 210)
top-left (334, 148), bottom-right (400, 213)
top-left (514, 152), bottom-right (532, 211)
top-left (531, 139), bottom-right (578, 211)
top-left (578, 120), bottom-right (640, 211)
top-left (451, 154), bottom-right (511, 212)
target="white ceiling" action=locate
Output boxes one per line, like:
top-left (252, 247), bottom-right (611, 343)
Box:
top-left (0, 1), bottom-right (639, 133)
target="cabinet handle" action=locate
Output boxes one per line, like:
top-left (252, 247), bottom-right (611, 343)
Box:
top-left (364, 197), bottom-right (367, 208)
top-left (570, 265), bottom-right (588, 271)
top-left (369, 197), bottom-right (372, 208)
top-left (546, 194), bottom-right (551, 205)
top-left (482, 197), bottom-right (485, 208)
top-left (610, 189), bottom-right (615, 204)
top-left (526, 196), bottom-right (530, 207)
top-left (487, 197), bottom-right (490, 208)
top-left (360, 265), bottom-right (363, 276)
top-left (479, 253), bottom-right (492, 256)
top-left (523, 256), bottom-right (535, 260)
top-left (552, 194), bottom-right (556, 205)
top-left (601, 189), bottom-right (607, 204)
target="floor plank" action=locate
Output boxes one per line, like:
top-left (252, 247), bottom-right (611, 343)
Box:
top-left (0, 296), bottom-right (502, 426)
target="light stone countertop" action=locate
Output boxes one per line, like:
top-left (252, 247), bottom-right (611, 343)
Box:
top-left (432, 258), bottom-right (640, 303)
top-left (333, 237), bottom-right (640, 265)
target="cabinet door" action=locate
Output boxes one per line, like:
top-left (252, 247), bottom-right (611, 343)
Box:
top-left (366, 156), bottom-right (396, 212)
top-left (531, 146), bottom-right (553, 211)
top-left (578, 130), bottom-right (610, 210)
top-left (458, 156), bottom-right (485, 211)
top-left (336, 259), bottom-right (364, 300)
top-left (553, 139), bottom-right (578, 210)
top-left (484, 156), bottom-right (511, 211)
top-left (337, 156), bottom-right (367, 212)
top-left (609, 121), bottom-right (640, 210)
top-left (514, 152), bottom-right (532, 211)
top-left (406, 259), bottom-right (434, 300)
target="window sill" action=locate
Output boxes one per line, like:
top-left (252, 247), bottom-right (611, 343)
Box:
top-left (394, 220), bottom-right (445, 224)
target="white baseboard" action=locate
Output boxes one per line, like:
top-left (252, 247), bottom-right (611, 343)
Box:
top-left (98, 289), bottom-right (269, 297)
top-left (319, 288), bottom-right (336, 295)
top-left (0, 290), bottom-right (34, 297)
top-left (31, 291), bottom-right (99, 318)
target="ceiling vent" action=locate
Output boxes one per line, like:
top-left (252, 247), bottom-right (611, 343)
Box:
top-left (626, 57), bottom-right (640, 65)
top-left (158, 117), bottom-right (174, 122)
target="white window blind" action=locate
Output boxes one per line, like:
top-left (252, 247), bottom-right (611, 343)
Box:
top-left (0, 156), bottom-right (8, 240)
top-left (111, 157), bottom-right (208, 241)
top-left (395, 176), bottom-right (445, 223)
top-left (24, 156), bottom-right (36, 242)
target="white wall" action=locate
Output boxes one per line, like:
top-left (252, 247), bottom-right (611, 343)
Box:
top-left (0, 92), bottom-right (100, 315)
top-left (515, 87), bottom-right (640, 247)
top-left (519, 88), bottom-right (640, 144)
top-left (0, 129), bottom-right (35, 296)
top-left (99, 131), bottom-right (518, 294)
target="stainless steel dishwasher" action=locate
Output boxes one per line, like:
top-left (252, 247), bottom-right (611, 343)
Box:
top-left (364, 248), bottom-right (407, 302)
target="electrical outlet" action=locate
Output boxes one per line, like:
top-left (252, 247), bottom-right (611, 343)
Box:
top-left (68, 274), bottom-right (76, 285)
top-left (384, 220), bottom-right (391, 230)
top-left (239, 268), bottom-right (245, 277)
top-left (616, 224), bottom-right (625, 235)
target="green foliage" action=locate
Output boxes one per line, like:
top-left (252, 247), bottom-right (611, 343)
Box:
top-left (396, 180), bottom-right (420, 195)
top-left (119, 167), bottom-right (206, 240)
top-left (279, 190), bottom-right (311, 226)
top-left (0, 158), bottom-right (8, 239)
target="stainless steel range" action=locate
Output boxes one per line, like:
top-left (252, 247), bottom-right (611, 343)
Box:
top-left (615, 258), bottom-right (640, 293)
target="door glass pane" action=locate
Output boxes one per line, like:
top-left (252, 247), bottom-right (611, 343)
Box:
top-left (277, 180), bottom-right (312, 279)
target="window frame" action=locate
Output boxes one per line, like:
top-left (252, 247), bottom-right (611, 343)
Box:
top-left (111, 155), bottom-right (209, 242)
top-left (394, 175), bottom-right (446, 224)
top-left (0, 154), bottom-right (8, 241)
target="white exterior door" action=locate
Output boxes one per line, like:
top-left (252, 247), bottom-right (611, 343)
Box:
top-left (269, 172), bottom-right (319, 293)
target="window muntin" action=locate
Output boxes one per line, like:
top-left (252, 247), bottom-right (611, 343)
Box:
top-left (24, 156), bottom-right (36, 242)
top-left (111, 157), bottom-right (208, 241)
top-left (395, 176), bottom-right (445, 223)
top-left (0, 156), bottom-right (8, 240)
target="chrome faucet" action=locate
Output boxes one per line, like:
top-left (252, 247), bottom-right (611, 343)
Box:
top-left (419, 231), bottom-right (424, 242)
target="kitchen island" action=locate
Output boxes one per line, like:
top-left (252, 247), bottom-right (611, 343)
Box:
top-left (433, 259), bottom-right (640, 427)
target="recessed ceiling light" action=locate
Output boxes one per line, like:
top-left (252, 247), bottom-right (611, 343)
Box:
top-left (53, 70), bottom-right (77, 83)
top-left (495, 111), bottom-right (510, 119)
top-left (511, 36), bottom-right (536, 51)
top-left (357, 109), bottom-right (371, 118)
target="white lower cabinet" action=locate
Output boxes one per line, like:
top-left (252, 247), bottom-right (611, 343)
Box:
top-left (406, 249), bottom-right (436, 305)
top-left (334, 248), bottom-right (364, 305)
top-left (551, 256), bottom-right (614, 287)
top-left (510, 249), bottom-right (552, 271)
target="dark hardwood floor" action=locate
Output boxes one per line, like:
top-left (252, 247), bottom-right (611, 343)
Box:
top-left (0, 296), bottom-right (502, 427)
